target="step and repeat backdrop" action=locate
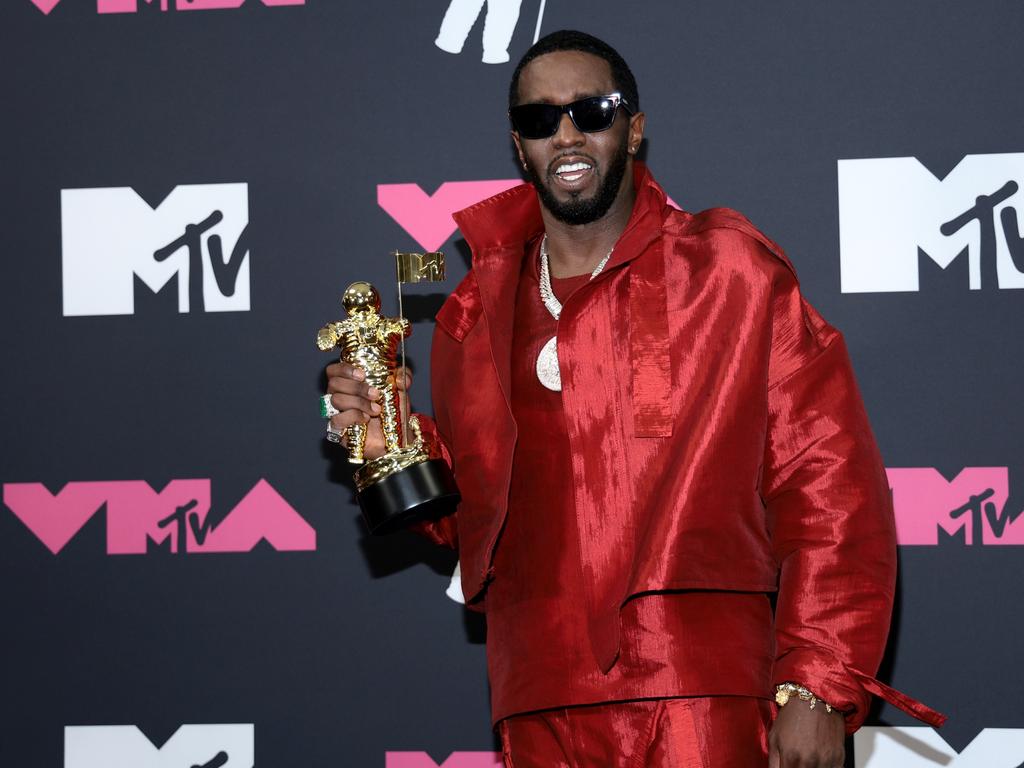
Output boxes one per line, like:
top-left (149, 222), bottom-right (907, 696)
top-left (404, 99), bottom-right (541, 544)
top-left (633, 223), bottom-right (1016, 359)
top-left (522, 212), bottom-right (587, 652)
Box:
top-left (1, 1), bottom-right (1022, 766)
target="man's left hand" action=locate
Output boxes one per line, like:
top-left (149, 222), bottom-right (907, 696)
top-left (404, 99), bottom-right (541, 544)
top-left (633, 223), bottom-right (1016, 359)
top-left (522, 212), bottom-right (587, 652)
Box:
top-left (768, 700), bottom-right (845, 768)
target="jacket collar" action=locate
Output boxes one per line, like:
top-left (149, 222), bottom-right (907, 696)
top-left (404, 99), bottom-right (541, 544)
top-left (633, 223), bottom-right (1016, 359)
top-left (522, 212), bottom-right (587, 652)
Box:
top-left (452, 161), bottom-right (669, 264)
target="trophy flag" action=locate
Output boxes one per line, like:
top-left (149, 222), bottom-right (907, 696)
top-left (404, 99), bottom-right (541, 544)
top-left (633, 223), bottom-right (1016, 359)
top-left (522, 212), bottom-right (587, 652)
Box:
top-left (395, 251), bottom-right (446, 284)
top-left (391, 251), bottom-right (447, 486)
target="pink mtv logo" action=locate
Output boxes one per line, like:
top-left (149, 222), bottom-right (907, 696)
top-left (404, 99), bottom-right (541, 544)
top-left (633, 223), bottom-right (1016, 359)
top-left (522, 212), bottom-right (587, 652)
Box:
top-left (888, 467), bottom-right (1024, 545)
top-left (30, 0), bottom-right (304, 15)
top-left (378, 180), bottom-right (682, 252)
top-left (3, 479), bottom-right (315, 555)
top-left (386, 753), bottom-right (503, 768)
top-left (99, 0), bottom-right (303, 11)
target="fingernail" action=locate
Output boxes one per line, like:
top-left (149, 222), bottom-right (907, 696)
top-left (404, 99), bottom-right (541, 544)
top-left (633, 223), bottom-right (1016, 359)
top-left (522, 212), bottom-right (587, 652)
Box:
top-left (353, 368), bottom-right (365, 381)
top-left (371, 403), bottom-right (381, 414)
top-left (367, 386), bottom-right (379, 399)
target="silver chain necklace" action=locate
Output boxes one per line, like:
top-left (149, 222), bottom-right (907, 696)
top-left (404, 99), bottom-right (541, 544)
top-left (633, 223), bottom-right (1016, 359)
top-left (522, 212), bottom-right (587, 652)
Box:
top-left (535, 234), bottom-right (614, 391)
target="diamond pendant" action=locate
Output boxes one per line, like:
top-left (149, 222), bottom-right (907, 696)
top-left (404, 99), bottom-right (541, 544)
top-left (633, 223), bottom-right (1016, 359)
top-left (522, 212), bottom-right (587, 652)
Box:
top-left (536, 335), bottom-right (561, 391)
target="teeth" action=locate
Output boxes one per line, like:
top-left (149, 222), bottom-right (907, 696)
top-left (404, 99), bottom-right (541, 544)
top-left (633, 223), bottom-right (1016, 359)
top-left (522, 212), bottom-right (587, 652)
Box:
top-left (556, 161), bottom-right (592, 174)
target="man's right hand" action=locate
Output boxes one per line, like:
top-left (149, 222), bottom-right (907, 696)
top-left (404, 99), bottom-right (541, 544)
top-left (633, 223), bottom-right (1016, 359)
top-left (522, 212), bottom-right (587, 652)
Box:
top-left (324, 362), bottom-right (412, 461)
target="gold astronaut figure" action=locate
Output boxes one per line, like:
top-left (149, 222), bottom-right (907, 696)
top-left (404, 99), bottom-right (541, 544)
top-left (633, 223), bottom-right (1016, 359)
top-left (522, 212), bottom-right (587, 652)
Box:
top-left (315, 257), bottom-right (458, 534)
top-left (316, 281), bottom-right (413, 465)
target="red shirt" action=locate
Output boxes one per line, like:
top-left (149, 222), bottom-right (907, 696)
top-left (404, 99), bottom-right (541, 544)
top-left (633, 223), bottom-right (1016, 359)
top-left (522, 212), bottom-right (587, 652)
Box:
top-left (485, 241), bottom-right (774, 723)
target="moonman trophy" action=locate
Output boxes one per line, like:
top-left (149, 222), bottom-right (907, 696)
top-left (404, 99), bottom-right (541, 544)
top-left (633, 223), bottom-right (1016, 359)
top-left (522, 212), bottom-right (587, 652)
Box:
top-left (316, 252), bottom-right (460, 534)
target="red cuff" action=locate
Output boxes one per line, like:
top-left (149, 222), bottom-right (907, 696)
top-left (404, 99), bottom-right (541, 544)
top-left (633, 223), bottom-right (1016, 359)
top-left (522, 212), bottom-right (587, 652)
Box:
top-left (774, 646), bottom-right (947, 734)
top-left (412, 412), bottom-right (452, 465)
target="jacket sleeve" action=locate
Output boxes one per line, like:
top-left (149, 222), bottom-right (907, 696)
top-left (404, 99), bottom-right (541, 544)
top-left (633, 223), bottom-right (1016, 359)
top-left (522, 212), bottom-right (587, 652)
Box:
top-left (763, 267), bottom-right (945, 733)
top-left (406, 271), bottom-right (484, 551)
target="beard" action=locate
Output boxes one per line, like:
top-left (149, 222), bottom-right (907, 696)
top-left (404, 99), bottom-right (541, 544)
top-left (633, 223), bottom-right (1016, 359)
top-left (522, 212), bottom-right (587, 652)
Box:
top-left (524, 135), bottom-right (630, 226)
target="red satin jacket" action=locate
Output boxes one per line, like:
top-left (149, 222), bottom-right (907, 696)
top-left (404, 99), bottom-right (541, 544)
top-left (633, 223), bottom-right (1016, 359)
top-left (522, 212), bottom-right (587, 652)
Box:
top-left (413, 163), bottom-right (944, 732)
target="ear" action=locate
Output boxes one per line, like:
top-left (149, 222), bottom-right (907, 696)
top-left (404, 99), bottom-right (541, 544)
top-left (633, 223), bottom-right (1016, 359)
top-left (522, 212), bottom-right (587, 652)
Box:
top-left (627, 111), bottom-right (646, 155)
top-left (511, 130), bottom-right (527, 170)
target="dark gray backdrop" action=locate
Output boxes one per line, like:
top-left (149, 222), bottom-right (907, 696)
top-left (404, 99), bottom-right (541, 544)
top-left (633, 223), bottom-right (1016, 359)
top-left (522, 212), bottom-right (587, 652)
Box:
top-left (1, 1), bottom-right (1022, 765)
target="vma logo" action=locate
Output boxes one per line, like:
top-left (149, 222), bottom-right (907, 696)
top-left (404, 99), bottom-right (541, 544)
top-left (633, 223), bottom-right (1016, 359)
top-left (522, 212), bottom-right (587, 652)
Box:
top-left (31, 0), bottom-right (302, 16)
top-left (838, 153), bottom-right (1024, 292)
top-left (61, 183), bottom-right (250, 316)
top-left (65, 724), bottom-right (253, 768)
top-left (888, 467), bottom-right (1024, 546)
top-left (386, 753), bottom-right (503, 768)
top-left (3, 479), bottom-right (315, 555)
top-left (855, 726), bottom-right (1024, 767)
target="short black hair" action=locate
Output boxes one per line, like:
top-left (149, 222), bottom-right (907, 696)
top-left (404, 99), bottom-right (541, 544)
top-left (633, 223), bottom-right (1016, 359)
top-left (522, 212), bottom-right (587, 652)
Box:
top-left (508, 30), bottom-right (640, 113)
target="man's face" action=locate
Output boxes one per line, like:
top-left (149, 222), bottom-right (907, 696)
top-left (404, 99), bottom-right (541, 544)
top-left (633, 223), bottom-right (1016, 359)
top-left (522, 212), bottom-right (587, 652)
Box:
top-left (512, 50), bottom-right (644, 226)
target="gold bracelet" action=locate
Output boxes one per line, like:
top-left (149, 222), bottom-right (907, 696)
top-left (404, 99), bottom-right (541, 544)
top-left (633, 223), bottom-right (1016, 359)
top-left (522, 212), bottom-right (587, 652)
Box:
top-left (775, 682), bottom-right (834, 714)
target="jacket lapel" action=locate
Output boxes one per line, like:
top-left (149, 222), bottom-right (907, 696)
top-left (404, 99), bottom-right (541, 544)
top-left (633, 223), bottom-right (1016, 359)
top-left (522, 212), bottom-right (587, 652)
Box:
top-left (472, 246), bottom-right (523, 407)
top-left (453, 183), bottom-right (543, 409)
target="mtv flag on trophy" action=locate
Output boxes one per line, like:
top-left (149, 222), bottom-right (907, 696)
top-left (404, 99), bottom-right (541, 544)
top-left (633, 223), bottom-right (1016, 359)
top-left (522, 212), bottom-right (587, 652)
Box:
top-left (395, 251), bottom-right (446, 284)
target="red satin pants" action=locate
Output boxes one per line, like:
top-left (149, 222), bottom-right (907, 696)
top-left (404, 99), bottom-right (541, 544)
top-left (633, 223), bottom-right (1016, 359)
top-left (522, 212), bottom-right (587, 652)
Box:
top-left (498, 696), bottom-right (773, 768)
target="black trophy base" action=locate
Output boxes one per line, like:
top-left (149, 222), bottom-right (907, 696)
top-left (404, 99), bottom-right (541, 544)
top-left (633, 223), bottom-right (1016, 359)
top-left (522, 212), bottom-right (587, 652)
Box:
top-left (357, 458), bottom-right (460, 535)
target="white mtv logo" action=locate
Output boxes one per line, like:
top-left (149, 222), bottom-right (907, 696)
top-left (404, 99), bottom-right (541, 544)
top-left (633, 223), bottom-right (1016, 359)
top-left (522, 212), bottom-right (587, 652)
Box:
top-left (855, 726), bottom-right (1024, 767)
top-left (65, 723), bottom-right (253, 768)
top-left (61, 183), bottom-right (250, 316)
top-left (838, 153), bottom-right (1024, 292)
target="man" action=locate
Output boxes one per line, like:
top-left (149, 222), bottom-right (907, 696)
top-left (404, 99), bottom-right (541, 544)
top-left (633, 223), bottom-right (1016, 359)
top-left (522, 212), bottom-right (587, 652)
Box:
top-left (325, 30), bottom-right (943, 767)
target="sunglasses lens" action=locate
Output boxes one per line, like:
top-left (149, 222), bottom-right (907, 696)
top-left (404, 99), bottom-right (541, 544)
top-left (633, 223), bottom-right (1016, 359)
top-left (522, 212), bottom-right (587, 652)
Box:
top-left (510, 104), bottom-right (560, 139)
top-left (570, 96), bottom-right (618, 132)
top-left (511, 96), bottom-right (624, 138)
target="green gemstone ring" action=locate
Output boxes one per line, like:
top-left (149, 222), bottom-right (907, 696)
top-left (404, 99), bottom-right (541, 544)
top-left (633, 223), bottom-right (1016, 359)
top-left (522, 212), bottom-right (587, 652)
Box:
top-left (320, 394), bottom-right (339, 419)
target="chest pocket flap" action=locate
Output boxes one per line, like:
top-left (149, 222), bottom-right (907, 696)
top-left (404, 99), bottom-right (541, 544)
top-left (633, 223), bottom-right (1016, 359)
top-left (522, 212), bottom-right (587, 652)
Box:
top-left (435, 271), bottom-right (483, 343)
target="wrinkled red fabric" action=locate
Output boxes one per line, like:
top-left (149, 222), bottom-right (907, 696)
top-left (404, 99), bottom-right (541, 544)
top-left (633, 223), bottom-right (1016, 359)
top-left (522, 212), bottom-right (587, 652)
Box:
top-left (412, 163), bottom-right (946, 732)
top-left (484, 254), bottom-right (773, 723)
top-left (499, 696), bottom-right (773, 768)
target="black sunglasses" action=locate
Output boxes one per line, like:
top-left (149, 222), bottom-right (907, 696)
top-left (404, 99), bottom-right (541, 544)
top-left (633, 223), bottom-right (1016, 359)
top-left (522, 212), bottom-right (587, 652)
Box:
top-left (509, 92), bottom-right (634, 140)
